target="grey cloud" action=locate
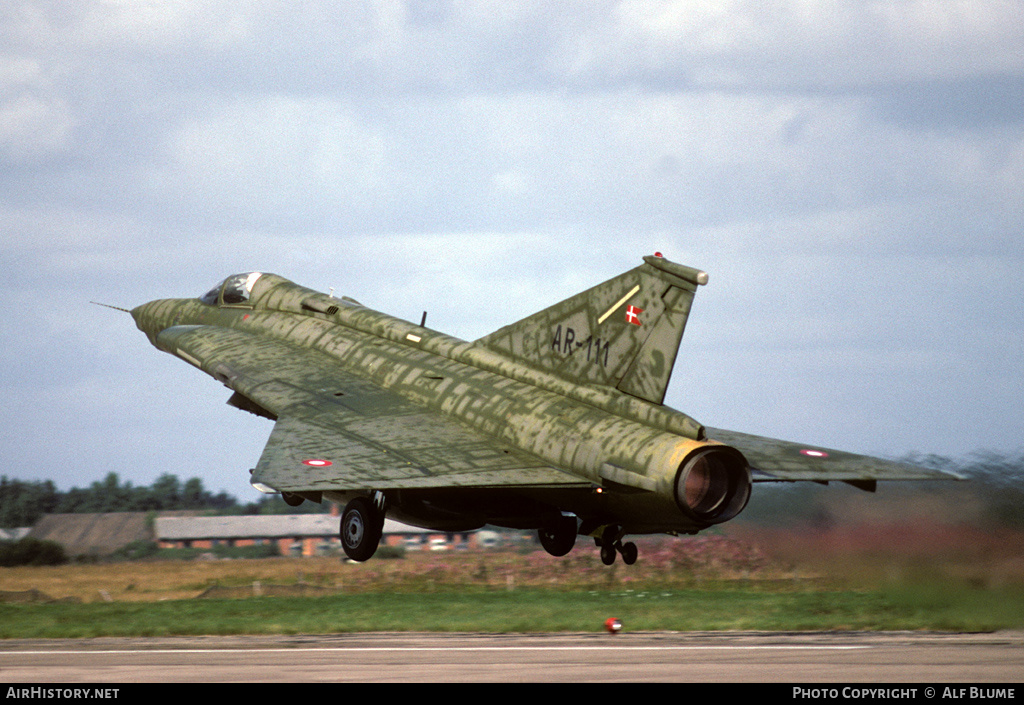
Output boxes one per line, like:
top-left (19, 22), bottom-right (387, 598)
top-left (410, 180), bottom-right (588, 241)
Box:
top-left (0, 1), bottom-right (1020, 499)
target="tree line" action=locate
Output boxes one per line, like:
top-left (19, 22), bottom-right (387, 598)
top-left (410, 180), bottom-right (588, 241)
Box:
top-left (0, 472), bottom-right (322, 529)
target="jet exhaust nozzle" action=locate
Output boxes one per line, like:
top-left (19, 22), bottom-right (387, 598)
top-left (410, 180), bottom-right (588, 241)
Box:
top-left (674, 446), bottom-right (751, 524)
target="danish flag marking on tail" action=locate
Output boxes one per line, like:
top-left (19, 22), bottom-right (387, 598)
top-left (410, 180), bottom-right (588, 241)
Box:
top-left (625, 305), bottom-right (643, 326)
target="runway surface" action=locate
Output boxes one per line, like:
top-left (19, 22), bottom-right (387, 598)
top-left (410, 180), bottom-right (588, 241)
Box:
top-left (1, 631), bottom-right (1022, 682)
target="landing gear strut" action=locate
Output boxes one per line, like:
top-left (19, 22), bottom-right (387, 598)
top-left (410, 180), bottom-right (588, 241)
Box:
top-left (340, 496), bottom-right (385, 562)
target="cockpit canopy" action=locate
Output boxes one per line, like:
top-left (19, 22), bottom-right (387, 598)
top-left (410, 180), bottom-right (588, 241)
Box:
top-left (200, 272), bottom-right (263, 306)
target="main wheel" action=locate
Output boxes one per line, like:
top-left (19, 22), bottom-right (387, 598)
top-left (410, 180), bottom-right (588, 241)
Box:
top-left (340, 497), bottom-right (383, 562)
top-left (538, 516), bottom-right (577, 557)
top-left (598, 525), bottom-right (619, 565)
top-left (619, 541), bottom-right (638, 565)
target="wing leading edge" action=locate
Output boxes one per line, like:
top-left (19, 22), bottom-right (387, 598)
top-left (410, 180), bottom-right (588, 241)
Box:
top-left (155, 325), bottom-right (586, 494)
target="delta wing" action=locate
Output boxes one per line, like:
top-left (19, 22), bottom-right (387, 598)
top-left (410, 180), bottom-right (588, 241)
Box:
top-left (154, 325), bottom-right (585, 493)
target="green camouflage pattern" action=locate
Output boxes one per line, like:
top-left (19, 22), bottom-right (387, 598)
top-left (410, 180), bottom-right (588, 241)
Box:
top-left (129, 255), bottom-right (960, 552)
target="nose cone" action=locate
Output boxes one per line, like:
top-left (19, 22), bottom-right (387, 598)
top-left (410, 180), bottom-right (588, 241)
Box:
top-left (131, 299), bottom-right (179, 343)
top-left (131, 300), bottom-right (156, 339)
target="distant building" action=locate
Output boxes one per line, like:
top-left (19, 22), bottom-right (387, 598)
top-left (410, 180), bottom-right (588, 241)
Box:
top-left (25, 511), bottom-right (486, 558)
top-left (155, 514), bottom-right (479, 556)
top-left (27, 513), bottom-right (152, 557)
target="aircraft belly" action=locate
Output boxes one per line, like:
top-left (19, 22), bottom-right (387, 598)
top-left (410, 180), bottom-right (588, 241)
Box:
top-left (380, 485), bottom-right (688, 534)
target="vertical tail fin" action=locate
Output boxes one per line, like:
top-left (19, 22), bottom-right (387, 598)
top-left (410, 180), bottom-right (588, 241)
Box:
top-left (475, 255), bottom-right (707, 404)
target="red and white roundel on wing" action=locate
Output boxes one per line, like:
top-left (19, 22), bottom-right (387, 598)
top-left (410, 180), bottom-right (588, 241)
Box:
top-left (302, 459), bottom-right (333, 467)
top-left (800, 449), bottom-right (829, 458)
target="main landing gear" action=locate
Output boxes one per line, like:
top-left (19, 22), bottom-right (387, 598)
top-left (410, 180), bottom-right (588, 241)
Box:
top-left (595, 525), bottom-right (638, 566)
top-left (340, 495), bottom-right (385, 562)
top-left (537, 515), bottom-right (578, 557)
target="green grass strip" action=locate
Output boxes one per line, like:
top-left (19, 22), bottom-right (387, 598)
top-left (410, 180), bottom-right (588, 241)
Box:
top-left (2, 584), bottom-right (1021, 639)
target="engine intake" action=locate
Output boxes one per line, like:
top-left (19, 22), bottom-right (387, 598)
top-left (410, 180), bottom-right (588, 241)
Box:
top-left (674, 446), bottom-right (751, 524)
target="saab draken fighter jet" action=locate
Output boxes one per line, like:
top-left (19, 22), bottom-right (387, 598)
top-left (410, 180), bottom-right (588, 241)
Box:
top-left (129, 255), bottom-right (958, 564)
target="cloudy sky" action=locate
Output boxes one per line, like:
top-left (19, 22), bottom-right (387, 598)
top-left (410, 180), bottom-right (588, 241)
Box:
top-left (2, 1), bottom-right (1021, 502)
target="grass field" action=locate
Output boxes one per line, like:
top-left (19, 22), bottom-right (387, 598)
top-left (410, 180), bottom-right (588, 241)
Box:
top-left (2, 527), bottom-right (1022, 638)
top-left (3, 583), bottom-right (1022, 638)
